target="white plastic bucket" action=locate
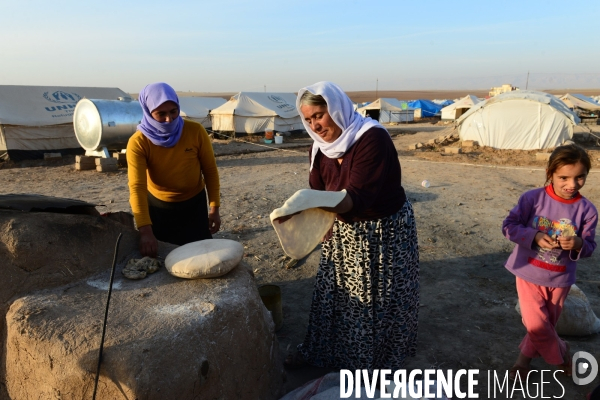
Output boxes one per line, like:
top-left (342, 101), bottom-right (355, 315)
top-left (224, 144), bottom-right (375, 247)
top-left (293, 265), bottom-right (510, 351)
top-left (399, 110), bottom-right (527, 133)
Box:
top-left (274, 135), bottom-right (283, 144)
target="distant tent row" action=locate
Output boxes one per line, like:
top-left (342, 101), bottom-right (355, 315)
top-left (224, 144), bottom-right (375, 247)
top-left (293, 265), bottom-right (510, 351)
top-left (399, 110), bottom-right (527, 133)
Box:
top-left (356, 98), bottom-right (415, 123)
top-left (559, 93), bottom-right (600, 111)
top-left (407, 99), bottom-right (444, 117)
top-left (0, 85), bottom-right (129, 161)
top-left (179, 97), bottom-right (227, 128)
top-left (2, 85), bottom-right (593, 160)
top-left (441, 95), bottom-right (481, 120)
top-left (210, 92), bottom-right (302, 134)
top-left (457, 90), bottom-right (579, 150)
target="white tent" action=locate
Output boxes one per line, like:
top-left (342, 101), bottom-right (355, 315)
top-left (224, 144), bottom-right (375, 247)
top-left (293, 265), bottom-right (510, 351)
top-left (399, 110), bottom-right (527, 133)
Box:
top-left (178, 97), bottom-right (227, 128)
top-left (441, 95), bottom-right (481, 120)
top-left (356, 98), bottom-right (414, 123)
top-left (210, 92), bottom-right (301, 134)
top-left (559, 93), bottom-right (600, 112)
top-left (0, 85), bottom-right (129, 160)
top-left (456, 90), bottom-right (579, 150)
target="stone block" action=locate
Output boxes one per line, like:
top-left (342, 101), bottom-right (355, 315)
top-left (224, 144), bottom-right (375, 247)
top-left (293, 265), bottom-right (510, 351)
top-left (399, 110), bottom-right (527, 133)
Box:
top-left (536, 153), bottom-right (551, 161)
top-left (461, 140), bottom-right (478, 147)
top-left (444, 147), bottom-right (462, 154)
top-left (75, 162), bottom-right (96, 171)
top-left (95, 157), bottom-right (118, 167)
top-left (76, 155), bottom-right (96, 165)
top-left (113, 152), bottom-right (127, 167)
top-left (96, 164), bottom-right (118, 172)
top-left (407, 143), bottom-right (418, 150)
top-left (427, 139), bottom-right (438, 145)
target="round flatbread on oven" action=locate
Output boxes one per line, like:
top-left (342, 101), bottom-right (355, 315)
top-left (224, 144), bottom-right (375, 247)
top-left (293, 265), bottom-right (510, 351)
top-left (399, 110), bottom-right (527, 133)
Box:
top-left (165, 239), bottom-right (244, 279)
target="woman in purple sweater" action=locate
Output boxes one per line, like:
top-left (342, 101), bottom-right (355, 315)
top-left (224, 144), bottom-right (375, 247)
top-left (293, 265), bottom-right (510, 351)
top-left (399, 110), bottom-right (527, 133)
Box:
top-left (502, 144), bottom-right (597, 380)
top-left (285, 81), bottom-right (419, 371)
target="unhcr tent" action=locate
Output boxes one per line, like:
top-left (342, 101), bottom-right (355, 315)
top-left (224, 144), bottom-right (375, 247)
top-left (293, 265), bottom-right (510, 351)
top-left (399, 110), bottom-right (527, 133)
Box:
top-left (559, 93), bottom-right (600, 112)
top-left (441, 95), bottom-right (481, 120)
top-left (456, 90), bottom-right (579, 150)
top-left (179, 97), bottom-right (227, 129)
top-left (407, 99), bottom-right (444, 118)
top-left (0, 85), bottom-right (129, 161)
top-left (356, 98), bottom-right (414, 123)
top-left (210, 92), bottom-right (301, 134)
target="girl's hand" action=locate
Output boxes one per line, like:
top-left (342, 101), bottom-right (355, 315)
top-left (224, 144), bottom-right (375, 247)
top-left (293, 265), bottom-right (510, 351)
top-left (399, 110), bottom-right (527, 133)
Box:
top-left (534, 232), bottom-right (560, 249)
top-left (208, 206), bottom-right (221, 234)
top-left (557, 236), bottom-right (583, 251)
top-left (139, 225), bottom-right (158, 257)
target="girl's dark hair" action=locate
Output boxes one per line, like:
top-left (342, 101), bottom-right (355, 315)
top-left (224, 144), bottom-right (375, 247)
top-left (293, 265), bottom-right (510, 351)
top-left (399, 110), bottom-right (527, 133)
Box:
top-left (546, 143), bottom-right (591, 184)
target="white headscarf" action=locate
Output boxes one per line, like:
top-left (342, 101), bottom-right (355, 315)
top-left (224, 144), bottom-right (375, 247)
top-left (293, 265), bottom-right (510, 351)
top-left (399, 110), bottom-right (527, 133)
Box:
top-left (296, 81), bottom-right (384, 170)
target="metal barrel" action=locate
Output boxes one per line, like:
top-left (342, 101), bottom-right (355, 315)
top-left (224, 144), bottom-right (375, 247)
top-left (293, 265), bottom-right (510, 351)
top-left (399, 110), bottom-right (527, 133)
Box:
top-left (73, 98), bottom-right (143, 151)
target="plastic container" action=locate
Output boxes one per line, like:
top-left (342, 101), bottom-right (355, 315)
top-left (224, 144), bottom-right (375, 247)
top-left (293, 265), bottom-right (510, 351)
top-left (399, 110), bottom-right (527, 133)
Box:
top-left (274, 135), bottom-right (283, 144)
top-left (264, 130), bottom-right (274, 141)
top-left (73, 98), bottom-right (142, 151)
top-left (258, 284), bottom-right (283, 331)
top-left (421, 180), bottom-right (431, 188)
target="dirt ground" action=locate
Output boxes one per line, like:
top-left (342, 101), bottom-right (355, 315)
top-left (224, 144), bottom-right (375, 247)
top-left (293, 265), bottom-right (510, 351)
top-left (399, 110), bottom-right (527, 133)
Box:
top-left (2, 122), bottom-right (600, 399)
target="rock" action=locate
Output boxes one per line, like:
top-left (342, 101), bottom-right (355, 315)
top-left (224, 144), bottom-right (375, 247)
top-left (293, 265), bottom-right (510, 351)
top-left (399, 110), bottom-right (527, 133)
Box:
top-left (444, 147), bottom-right (462, 154)
top-left (5, 260), bottom-right (285, 399)
top-left (0, 210), bottom-right (145, 398)
top-left (515, 284), bottom-right (600, 336)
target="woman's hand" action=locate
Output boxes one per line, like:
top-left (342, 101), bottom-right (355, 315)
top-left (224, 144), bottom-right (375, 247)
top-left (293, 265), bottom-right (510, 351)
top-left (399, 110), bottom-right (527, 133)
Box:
top-left (139, 225), bottom-right (158, 257)
top-left (208, 206), bottom-right (221, 234)
top-left (557, 235), bottom-right (583, 251)
top-left (319, 192), bottom-right (353, 214)
top-left (534, 232), bottom-right (560, 249)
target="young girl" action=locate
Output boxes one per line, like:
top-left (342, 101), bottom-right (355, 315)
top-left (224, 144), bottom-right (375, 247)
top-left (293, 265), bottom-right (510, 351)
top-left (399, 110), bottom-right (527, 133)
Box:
top-left (502, 143), bottom-right (597, 380)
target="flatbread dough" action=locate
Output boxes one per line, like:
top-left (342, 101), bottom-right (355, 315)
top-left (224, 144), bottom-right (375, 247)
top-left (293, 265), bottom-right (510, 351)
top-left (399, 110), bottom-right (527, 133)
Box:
top-left (270, 189), bottom-right (346, 260)
top-left (165, 239), bottom-right (244, 279)
top-left (122, 257), bottom-right (163, 280)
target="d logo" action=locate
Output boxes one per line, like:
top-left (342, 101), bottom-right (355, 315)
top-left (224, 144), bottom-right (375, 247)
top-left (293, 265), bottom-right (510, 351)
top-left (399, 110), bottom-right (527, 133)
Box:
top-left (572, 351), bottom-right (598, 386)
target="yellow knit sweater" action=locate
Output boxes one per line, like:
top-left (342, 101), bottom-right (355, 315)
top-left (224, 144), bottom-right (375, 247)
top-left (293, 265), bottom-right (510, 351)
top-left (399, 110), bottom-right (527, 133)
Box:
top-left (126, 120), bottom-right (220, 228)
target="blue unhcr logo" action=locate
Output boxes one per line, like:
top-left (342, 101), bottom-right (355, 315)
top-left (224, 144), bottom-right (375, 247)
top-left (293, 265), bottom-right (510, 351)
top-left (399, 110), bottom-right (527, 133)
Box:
top-left (43, 91), bottom-right (82, 104)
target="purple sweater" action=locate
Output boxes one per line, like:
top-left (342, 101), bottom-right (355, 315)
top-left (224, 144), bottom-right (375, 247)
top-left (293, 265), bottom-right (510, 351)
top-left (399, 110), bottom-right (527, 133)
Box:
top-left (309, 127), bottom-right (406, 223)
top-left (502, 186), bottom-right (598, 287)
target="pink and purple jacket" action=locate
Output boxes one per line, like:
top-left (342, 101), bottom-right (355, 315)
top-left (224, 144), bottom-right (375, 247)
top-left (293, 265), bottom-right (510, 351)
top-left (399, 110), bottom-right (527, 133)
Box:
top-left (502, 186), bottom-right (597, 287)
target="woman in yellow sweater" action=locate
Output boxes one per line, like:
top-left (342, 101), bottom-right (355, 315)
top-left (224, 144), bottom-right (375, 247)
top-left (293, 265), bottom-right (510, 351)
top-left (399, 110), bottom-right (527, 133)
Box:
top-left (127, 82), bottom-right (220, 257)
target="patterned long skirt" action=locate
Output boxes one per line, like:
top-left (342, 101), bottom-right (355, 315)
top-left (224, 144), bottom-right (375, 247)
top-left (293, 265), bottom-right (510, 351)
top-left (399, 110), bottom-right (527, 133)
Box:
top-left (297, 200), bottom-right (419, 371)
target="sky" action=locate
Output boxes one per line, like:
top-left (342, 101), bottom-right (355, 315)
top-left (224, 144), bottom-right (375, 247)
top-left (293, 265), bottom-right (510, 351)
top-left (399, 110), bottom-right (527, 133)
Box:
top-left (1, 0), bottom-right (599, 93)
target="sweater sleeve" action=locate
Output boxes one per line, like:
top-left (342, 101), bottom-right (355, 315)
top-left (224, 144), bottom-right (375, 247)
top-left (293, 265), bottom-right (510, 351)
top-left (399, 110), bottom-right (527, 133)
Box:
top-left (126, 133), bottom-right (152, 228)
top-left (344, 131), bottom-right (393, 214)
top-left (197, 126), bottom-right (220, 207)
top-left (570, 205), bottom-right (598, 260)
top-left (502, 192), bottom-right (539, 249)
